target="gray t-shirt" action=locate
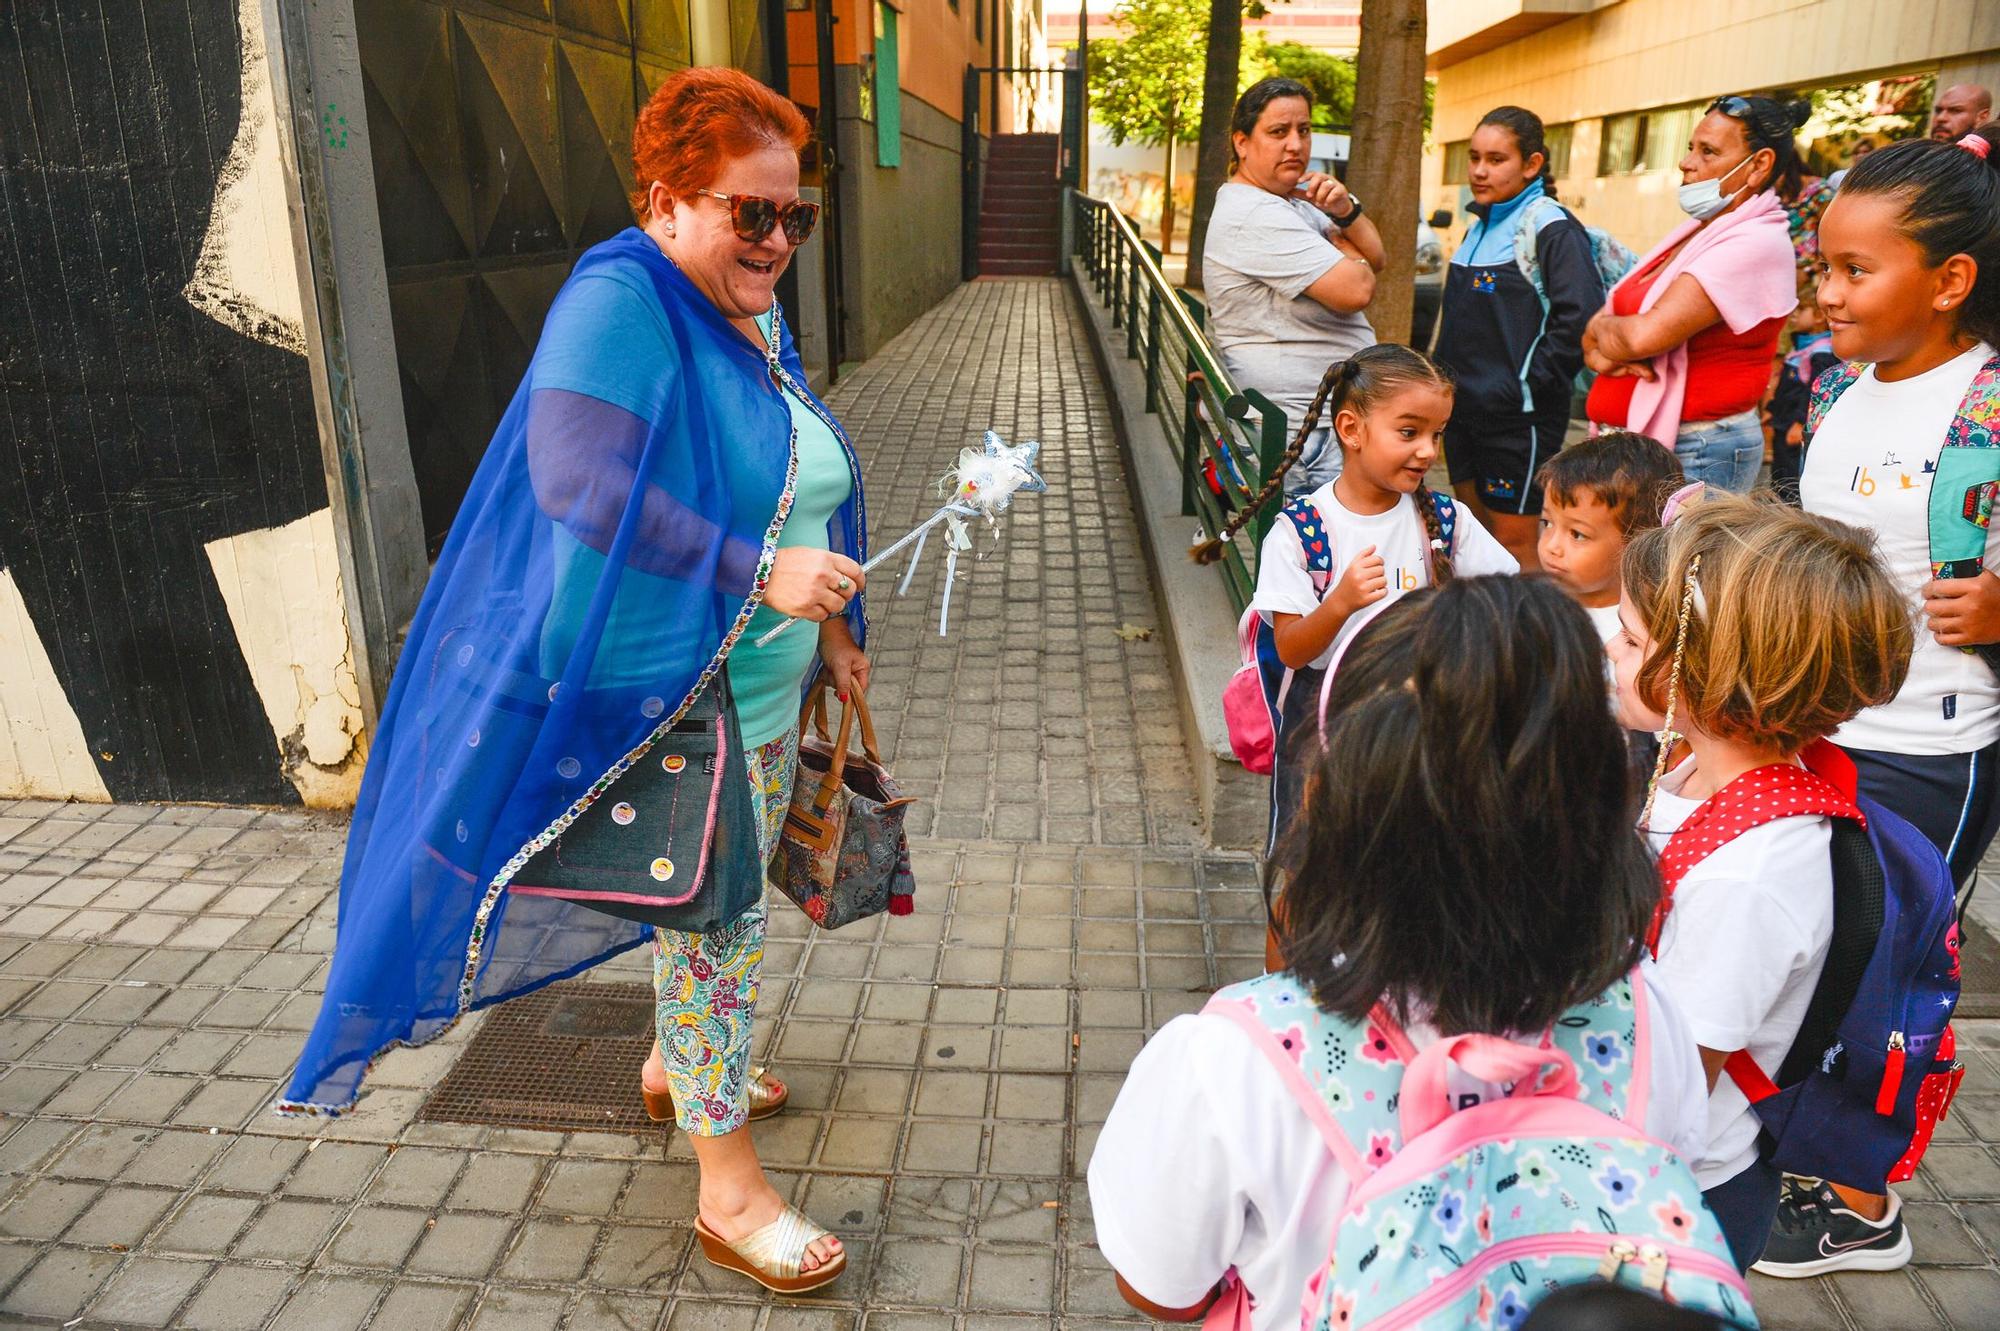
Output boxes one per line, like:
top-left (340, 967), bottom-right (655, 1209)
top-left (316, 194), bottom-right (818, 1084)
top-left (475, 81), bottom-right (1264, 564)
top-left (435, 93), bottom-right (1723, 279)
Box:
top-left (1202, 181), bottom-right (1376, 432)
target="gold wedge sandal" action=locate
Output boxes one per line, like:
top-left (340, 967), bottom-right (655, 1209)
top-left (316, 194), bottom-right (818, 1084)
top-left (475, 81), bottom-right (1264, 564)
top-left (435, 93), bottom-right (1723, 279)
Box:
top-left (695, 1205), bottom-right (846, 1293)
top-left (640, 1064), bottom-right (789, 1124)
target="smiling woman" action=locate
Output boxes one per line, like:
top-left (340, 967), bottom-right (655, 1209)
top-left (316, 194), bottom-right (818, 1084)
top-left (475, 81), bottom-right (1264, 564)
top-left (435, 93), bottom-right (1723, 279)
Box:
top-left (287, 67), bottom-right (862, 1296)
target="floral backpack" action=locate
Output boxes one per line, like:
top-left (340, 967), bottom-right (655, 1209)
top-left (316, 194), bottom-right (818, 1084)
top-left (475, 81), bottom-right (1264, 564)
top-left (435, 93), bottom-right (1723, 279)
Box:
top-left (1201, 970), bottom-right (1756, 1331)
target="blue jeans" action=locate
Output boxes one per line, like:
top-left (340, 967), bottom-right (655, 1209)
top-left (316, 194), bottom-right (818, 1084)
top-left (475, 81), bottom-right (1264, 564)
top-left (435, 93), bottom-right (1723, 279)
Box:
top-left (1674, 410), bottom-right (1764, 493)
top-left (1284, 425), bottom-right (1342, 495)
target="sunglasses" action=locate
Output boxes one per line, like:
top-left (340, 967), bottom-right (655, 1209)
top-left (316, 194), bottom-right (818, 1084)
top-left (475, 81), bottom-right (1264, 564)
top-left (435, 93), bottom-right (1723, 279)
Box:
top-left (693, 188), bottom-right (820, 246)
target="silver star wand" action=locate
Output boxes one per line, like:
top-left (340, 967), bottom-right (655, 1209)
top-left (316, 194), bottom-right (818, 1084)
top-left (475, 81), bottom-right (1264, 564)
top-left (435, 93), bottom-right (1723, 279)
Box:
top-left (753, 431), bottom-right (1047, 645)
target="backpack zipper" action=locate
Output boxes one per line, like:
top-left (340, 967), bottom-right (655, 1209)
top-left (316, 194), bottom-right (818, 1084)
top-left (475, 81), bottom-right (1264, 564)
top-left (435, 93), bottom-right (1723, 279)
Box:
top-left (1368, 1233), bottom-right (1749, 1331)
top-left (1877, 1030), bottom-right (1906, 1116)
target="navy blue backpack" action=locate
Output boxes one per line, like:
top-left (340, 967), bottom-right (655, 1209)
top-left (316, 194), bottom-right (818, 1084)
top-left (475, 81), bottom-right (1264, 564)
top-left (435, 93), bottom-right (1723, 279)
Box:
top-left (1651, 740), bottom-right (1965, 1190)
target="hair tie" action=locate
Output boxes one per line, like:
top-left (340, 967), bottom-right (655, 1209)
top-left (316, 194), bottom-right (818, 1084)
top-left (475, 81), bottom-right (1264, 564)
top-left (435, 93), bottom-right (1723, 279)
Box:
top-left (1958, 133), bottom-right (1991, 160)
top-left (1660, 481), bottom-right (1706, 526)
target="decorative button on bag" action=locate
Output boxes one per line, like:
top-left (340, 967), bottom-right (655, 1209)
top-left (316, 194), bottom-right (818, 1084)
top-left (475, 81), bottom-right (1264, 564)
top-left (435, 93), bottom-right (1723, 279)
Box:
top-left (510, 671), bottom-right (761, 933)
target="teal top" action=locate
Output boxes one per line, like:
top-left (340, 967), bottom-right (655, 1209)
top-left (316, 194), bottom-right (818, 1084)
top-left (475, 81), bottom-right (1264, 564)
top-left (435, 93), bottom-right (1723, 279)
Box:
top-left (532, 282), bottom-right (850, 743)
top-left (728, 311), bottom-right (855, 747)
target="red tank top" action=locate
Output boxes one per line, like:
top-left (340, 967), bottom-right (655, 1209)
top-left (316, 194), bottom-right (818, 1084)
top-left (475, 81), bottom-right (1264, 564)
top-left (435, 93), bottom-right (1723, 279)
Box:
top-left (1586, 257), bottom-right (1783, 429)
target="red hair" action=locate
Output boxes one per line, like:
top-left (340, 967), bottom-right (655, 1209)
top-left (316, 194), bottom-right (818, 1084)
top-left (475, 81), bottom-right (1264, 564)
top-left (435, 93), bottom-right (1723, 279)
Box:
top-left (631, 67), bottom-right (810, 221)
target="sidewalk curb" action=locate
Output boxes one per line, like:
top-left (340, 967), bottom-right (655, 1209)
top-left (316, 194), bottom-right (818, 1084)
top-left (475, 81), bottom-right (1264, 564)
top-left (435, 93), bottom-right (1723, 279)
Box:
top-left (1065, 275), bottom-right (1268, 852)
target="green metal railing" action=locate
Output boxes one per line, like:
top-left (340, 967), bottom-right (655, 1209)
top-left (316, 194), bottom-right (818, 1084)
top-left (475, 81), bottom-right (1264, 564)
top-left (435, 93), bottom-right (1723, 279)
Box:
top-left (1067, 192), bottom-right (1289, 611)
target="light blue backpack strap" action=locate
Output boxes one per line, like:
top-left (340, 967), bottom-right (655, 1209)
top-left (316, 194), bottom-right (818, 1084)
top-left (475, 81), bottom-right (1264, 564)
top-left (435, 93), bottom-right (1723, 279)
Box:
top-left (1543, 970), bottom-right (1647, 1124)
top-left (1205, 972), bottom-right (1413, 1181)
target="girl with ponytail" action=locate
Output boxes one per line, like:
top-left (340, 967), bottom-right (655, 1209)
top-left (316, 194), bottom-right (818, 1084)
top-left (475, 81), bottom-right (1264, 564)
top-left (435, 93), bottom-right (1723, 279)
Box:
top-left (1200, 344), bottom-right (1518, 844)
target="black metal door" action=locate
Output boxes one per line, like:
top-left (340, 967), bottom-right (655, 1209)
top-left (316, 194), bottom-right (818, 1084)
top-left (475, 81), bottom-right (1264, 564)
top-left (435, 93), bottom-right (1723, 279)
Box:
top-left (355, 0), bottom-right (771, 551)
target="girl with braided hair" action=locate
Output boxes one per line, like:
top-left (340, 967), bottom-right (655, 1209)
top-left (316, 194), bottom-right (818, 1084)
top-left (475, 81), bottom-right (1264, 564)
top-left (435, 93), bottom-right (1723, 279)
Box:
top-left (1196, 344), bottom-right (1517, 844)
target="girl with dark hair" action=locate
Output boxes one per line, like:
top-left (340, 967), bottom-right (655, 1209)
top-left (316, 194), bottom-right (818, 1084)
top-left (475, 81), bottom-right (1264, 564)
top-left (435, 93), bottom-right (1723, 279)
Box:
top-left (1435, 106), bottom-right (1605, 567)
top-left (1777, 122), bottom-right (2000, 1277)
top-left (1584, 96), bottom-right (1805, 491)
top-left (1194, 345), bottom-right (1516, 848)
top-left (1203, 76), bottom-right (1386, 493)
top-left (1088, 577), bottom-right (1708, 1328)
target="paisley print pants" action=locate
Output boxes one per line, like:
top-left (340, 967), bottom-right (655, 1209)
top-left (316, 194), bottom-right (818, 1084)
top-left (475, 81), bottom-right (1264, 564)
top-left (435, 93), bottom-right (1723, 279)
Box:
top-left (651, 725), bottom-right (796, 1135)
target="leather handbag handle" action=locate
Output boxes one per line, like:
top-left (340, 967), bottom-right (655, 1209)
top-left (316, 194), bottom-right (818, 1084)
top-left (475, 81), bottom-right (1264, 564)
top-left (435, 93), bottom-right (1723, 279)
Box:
top-left (811, 687), bottom-right (858, 813)
top-left (1398, 1034), bottom-right (1581, 1140)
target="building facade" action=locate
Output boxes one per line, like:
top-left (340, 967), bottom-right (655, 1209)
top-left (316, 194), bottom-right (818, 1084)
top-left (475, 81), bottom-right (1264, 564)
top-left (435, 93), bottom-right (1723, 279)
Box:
top-left (1424, 0), bottom-right (2000, 252)
top-left (0, 0), bottom-right (1047, 806)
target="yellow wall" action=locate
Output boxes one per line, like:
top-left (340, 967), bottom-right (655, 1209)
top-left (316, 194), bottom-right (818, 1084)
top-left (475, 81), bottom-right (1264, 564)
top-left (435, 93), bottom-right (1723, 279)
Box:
top-left (1424, 0), bottom-right (2000, 250)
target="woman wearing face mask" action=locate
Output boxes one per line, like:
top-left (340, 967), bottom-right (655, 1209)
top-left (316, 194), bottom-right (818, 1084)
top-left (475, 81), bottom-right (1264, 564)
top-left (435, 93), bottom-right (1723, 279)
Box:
top-left (1584, 96), bottom-right (1805, 490)
top-left (284, 68), bottom-right (861, 1292)
top-left (1203, 77), bottom-right (1388, 493)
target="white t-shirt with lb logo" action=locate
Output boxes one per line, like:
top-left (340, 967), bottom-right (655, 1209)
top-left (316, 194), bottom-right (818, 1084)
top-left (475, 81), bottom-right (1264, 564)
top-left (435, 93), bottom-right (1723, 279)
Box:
top-left (1249, 484), bottom-right (1517, 671)
top-left (1800, 342), bottom-right (2000, 755)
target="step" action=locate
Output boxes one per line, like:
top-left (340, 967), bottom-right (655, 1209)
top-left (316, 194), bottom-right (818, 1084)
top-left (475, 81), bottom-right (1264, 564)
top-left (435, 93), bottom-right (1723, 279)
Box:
top-left (977, 257), bottom-right (1059, 276)
top-left (978, 228), bottom-right (1059, 249)
top-left (978, 244), bottom-right (1059, 264)
top-left (982, 191), bottom-right (1059, 210)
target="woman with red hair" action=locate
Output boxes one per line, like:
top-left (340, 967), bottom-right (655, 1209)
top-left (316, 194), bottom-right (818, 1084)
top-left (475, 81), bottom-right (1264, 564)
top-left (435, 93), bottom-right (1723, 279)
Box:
top-left (287, 67), bottom-right (861, 1292)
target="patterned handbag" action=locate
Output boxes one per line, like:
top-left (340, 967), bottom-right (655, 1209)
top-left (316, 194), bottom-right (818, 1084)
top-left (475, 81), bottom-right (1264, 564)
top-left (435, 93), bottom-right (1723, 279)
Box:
top-left (509, 671), bottom-right (763, 933)
top-left (771, 682), bottom-right (917, 928)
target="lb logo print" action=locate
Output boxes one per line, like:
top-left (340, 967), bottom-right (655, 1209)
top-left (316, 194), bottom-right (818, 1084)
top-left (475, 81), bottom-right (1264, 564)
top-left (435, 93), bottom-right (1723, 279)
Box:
top-left (1472, 269), bottom-right (1497, 294)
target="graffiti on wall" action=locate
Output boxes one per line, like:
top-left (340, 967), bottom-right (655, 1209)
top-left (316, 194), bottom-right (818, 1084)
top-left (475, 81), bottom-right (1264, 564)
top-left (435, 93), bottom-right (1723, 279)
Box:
top-left (0, 0), bottom-right (365, 805)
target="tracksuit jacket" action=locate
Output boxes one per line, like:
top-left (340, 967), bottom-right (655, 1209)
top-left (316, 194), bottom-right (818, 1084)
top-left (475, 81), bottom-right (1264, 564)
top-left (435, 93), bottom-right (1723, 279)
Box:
top-left (1434, 180), bottom-right (1602, 427)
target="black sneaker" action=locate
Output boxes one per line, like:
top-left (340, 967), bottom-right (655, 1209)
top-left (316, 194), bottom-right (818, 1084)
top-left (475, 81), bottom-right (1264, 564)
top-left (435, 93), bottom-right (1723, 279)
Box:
top-left (1751, 1177), bottom-right (1912, 1277)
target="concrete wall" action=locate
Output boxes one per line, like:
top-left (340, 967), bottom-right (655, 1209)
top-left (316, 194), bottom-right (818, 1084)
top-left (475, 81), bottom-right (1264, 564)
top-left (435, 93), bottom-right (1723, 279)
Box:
top-left (1423, 0), bottom-right (2000, 251)
top-left (834, 68), bottom-right (971, 360)
top-left (0, 0), bottom-right (366, 806)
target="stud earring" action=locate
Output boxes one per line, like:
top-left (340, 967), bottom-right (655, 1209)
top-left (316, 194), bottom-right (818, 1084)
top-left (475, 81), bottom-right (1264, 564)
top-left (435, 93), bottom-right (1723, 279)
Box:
top-left (665, 222), bottom-right (676, 236)
top-left (1941, 299), bottom-right (1952, 309)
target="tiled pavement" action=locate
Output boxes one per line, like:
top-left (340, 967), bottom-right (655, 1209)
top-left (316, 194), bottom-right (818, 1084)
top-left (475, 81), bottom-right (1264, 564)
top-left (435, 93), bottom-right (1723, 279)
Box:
top-left (2, 279), bottom-right (1999, 1330)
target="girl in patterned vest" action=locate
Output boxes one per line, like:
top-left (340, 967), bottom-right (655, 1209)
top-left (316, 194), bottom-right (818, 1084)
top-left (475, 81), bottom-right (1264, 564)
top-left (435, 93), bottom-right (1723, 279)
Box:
top-left (1089, 577), bottom-right (1711, 1329)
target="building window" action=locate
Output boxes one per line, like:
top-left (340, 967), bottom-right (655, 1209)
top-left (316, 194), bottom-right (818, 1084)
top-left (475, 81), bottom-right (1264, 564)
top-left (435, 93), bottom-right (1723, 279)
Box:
top-left (1543, 122), bottom-right (1573, 179)
top-left (874, 3), bottom-right (901, 166)
top-left (1597, 101), bottom-right (1702, 176)
top-left (1442, 139), bottom-right (1469, 186)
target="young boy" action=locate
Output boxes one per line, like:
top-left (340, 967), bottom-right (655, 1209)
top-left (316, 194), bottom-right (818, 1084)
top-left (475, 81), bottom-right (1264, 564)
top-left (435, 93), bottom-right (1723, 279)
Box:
top-left (1536, 432), bottom-right (1685, 643)
top-left (1764, 296), bottom-right (1838, 504)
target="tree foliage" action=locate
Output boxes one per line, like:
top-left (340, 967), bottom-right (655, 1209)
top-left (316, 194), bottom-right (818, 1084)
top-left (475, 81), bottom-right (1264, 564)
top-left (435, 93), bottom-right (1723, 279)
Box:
top-left (1252, 40), bottom-right (1355, 129)
top-left (1087, 0), bottom-right (1207, 147)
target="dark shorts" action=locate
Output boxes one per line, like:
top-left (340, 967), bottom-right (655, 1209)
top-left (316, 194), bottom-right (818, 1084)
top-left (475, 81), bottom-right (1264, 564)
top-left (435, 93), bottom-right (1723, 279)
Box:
top-left (1847, 741), bottom-right (2000, 890)
top-left (1702, 1156), bottom-right (1784, 1272)
top-left (1268, 666), bottom-right (1326, 858)
top-left (1443, 406), bottom-right (1570, 516)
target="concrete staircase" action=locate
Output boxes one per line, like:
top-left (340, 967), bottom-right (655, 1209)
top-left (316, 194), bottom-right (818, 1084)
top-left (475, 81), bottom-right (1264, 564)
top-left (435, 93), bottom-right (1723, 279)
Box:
top-left (977, 133), bottom-right (1060, 276)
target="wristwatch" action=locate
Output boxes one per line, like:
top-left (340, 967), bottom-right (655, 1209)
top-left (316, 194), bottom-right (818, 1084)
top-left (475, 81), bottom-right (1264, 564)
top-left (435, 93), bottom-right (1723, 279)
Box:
top-left (1331, 195), bottom-right (1364, 228)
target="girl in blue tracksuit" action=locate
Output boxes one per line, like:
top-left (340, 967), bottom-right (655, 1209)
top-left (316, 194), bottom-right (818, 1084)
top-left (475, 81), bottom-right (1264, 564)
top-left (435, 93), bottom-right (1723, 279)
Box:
top-left (1434, 106), bottom-right (1606, 569)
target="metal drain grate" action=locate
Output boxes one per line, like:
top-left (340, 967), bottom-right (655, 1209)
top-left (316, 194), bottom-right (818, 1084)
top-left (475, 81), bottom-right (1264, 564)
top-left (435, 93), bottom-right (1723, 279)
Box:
top-left (420, 980), bottom-right (660, 1134)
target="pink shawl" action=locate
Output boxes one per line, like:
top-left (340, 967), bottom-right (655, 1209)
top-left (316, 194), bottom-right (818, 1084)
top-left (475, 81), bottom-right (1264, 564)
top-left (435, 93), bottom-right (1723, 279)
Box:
top-left (1614, 188), bottom-right (1799, 443)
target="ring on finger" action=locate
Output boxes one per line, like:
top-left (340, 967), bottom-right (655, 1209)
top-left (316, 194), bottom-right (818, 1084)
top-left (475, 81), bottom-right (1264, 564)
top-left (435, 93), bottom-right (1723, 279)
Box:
top-left (836, 576), bottom-right (853, 593)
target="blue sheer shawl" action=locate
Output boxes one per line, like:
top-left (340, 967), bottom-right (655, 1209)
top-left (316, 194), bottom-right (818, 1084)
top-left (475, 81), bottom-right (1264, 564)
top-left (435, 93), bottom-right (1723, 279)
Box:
top-left (283, 228), bottom-right (866, 1113)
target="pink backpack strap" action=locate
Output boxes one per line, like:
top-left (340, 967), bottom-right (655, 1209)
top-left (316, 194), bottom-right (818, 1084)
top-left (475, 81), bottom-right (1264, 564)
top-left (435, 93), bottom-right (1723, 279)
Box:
top-left (1398, 1035), bottom-right (1580, 1139)
top-left (1201, 1269), bottom-right (1253, 1331)
top-left (1203, 995), bottom-right (1368, 1181)
top-left (1627, 968), bottom-right (1654, 1126)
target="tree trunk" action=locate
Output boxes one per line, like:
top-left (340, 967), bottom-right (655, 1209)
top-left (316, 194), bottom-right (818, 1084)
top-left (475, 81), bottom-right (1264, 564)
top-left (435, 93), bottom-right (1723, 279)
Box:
top-left (1346, 0), bottom-right (1427, 346)
top-left (1160, 106), bottom-right (1179, 255)
top-left (1185, 0), bottom-right (1243, 288)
